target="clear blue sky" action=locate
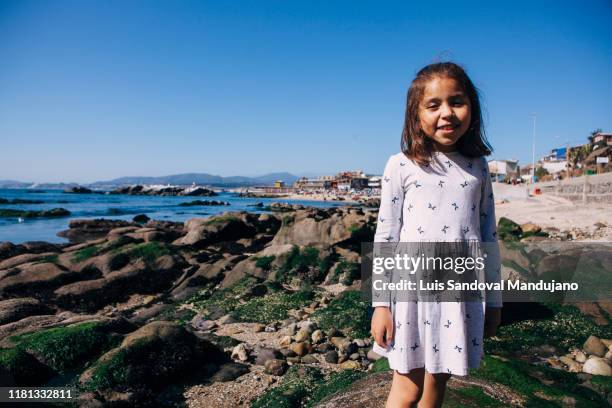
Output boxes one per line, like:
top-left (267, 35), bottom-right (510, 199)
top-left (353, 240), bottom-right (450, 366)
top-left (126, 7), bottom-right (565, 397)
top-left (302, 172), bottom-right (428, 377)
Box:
top-left (1, 0), bottom-right (610, 183)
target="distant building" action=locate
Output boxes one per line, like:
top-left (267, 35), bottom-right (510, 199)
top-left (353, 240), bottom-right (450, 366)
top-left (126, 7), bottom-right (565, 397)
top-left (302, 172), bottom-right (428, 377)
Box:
top-left (488, 159), bottom-right (519, 182)
top-left (368, 176), bottom-right (381, 188)
top-left (273, 180), bottom-right (285, 188)
top-left (591, 132), bottom-right (612, 149)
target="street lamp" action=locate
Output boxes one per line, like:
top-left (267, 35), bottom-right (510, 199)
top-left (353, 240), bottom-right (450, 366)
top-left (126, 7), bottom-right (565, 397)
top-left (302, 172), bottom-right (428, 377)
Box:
top-left (531, 114), bottom-right (537, 183)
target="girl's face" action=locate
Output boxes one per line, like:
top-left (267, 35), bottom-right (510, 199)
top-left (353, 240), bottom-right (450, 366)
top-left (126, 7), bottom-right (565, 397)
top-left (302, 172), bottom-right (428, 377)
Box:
top-left (418, 76), bottom-right (471, 152)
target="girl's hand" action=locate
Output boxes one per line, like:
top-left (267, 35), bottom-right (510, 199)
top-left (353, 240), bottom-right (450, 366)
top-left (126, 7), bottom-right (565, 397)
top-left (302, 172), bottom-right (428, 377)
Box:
top-left (371, 306), bottom-right (394, 348)
top-left (484, 307), bottom-right (501, 338)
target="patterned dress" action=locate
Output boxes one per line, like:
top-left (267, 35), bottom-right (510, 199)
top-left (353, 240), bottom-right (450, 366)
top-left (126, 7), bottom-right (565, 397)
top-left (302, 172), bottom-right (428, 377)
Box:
top-left (371, 150), bottom-right (503, 376)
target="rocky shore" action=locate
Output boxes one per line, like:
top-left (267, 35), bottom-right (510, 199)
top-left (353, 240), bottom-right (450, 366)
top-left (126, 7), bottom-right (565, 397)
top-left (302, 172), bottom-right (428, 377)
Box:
top-left (110, 185), bottom-right (218, 196)
top-left (0, 205), bottom-right (610, 407)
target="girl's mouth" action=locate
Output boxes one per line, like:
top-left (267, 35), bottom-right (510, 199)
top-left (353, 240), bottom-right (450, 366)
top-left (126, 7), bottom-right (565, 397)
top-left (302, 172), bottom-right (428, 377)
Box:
top-left (437, 124), bottom-right (459, 133)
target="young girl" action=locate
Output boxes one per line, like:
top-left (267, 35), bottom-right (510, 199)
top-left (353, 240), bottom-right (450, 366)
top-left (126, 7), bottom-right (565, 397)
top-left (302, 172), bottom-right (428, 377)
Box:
top-left (370, 62), bottom-right (503, 408)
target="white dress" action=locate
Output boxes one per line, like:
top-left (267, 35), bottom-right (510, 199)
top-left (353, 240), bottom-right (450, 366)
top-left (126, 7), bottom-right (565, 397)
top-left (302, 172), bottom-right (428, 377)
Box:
top-left (371, 150), bottom-right (503, 376)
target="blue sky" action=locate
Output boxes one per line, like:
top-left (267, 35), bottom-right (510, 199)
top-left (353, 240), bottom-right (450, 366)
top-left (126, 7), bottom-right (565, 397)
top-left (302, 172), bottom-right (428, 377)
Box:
top-left (0, 0), bottom-right (610, 183)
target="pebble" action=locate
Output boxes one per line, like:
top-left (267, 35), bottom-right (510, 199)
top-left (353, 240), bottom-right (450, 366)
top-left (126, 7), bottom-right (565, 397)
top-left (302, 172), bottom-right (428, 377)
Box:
top-left (583, 356), bottom-right (612, 376)
top-left (294, 328), bottom-right (310, 343)
top-left (583, 336), bottom-right (607, 357)
top-left (301, 355), bottom-right (318, 364)
top-left (311, 329), bottom-right (324, 344)
top-left (340, 360), bottom-right (361, 370)
top-left (231, 344), bottom-right (249, 362)
top-left (290, 342), bottom-right (311, 357)
top-left (324, 350), bottom-right (339, 364)
top-left (264, 359), bottom-right (288, 376)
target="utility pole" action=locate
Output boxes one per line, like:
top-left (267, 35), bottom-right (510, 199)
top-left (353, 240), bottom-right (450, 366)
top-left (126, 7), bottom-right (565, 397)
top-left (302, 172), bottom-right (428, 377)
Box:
top-left (531, 114), bottom-right (537, 183)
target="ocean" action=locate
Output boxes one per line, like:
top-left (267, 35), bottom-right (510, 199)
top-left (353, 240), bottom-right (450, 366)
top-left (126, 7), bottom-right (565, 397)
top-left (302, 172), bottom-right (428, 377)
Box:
top-left (0, 188), bottom-right (349, 244)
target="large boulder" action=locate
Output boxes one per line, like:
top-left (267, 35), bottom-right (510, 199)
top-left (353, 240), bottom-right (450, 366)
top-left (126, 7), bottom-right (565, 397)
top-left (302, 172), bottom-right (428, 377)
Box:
top-left (79, 321), bottom-right (227, 405)
top-left (269, 207), bottom-right (374, 249)
top-left (0, 242), bottom-right (24, 261)
top-left (177, 212), bottom-right (270, 247)
top-left (57, 219), bottom-right (136, 244)
top-left (0, 298), bottom-right (54, 325)
top-left (0, 262), bottom-right (78, 299)
top-left (54, 256), bottom-right (183, 312)
top-left (171, 255), bottom-right (247, 301)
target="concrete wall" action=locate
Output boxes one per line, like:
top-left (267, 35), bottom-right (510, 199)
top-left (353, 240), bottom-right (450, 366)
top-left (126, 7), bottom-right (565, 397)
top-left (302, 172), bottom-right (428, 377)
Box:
top-left (533, 172), bottom-right (612, 203)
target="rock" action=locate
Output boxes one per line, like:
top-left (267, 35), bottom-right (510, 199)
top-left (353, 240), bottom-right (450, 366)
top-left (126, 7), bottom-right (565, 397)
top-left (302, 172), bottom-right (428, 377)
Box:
top-left (325, 350), bottom-right (339, 363)
top-left (316, 343), bottom-right (333, 353)
top-left (177, 212), bottom-right (260, 248)
top-left (211, 362), bottom-right (249, 382)
top-left (54, 256), bottom-right (183, 312)
top-left (0, 208), bottom-right (70, 219)
top-left (290, 342), bottom-right (311, 357)
top-left (301, 355), bottom-right (318, 364)
top-left (264, 359), bottom-right (288, 376)
top-left (218, 314), bottom-right (237, 325)
top-left (133, 214), bottom-right (150, 223)
top-left (350, 353), bottom-right (360, 360)
top-left (58, 219), bottom-right (135, 244)
top-left (330, 337), bottom-right (357, 354)
top-left (191, 315), bottom-right (217, 331)
top-left (231, 343), bottom-right (249, 362)
top-left (297, 320), bottom-right (317, 333)
top-left (282, 323), bottom-right (297, 336)
top-left (294, 328), bottom-right (310, 343)
top-left (279, 348), bottom-right (296, 358)
top-left (340, 360), bottom-right (361, 370)
top-left (253, 323), bottom-right (265, 333)
top-left (311, 329), bottom-right (324, 344)
top-left (354, 339), bottom-right (366, 348)
top-left (79, 321), bottom-right (226, 392)
top-left (0, 262), bottom-right (77, 298)
top-left (326, 328), bottom-right (342, 338)
top-left (574, 350), bottom-right (587, 363)
top-left (583, 335), bottom-right (607, 357)
top-left (559, 356), bottom-right (582, 373)
top-left (64, 186), bottom-right (93, 194)
top-left (0, 242), bottom-right (23, 261)
top-left (280, 336), bottom-right (292, 347)
top-left (583, 357), bottom-right (612, 376)
top-left (546, 357), bottom-right (565, 370)
top-left (521, 222), bottom-right (542, 234)
top-left (600, 338), bottom-right (612, 349)
top-left (0, 298), bottom-right (53, 325)
top-left (254, 346), bottom-right (284, 365)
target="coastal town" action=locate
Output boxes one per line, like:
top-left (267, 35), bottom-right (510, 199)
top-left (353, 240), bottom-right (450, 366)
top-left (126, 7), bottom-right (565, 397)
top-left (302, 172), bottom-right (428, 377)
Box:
top-left (237, 130), bottom-right (612, 203)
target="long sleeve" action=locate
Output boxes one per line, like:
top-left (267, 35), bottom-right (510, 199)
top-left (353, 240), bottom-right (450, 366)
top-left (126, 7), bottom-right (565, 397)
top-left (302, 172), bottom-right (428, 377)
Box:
top-left (479, 157), bottom-right (503, 308)
top-left (372, 154), bottom-right (405, 308)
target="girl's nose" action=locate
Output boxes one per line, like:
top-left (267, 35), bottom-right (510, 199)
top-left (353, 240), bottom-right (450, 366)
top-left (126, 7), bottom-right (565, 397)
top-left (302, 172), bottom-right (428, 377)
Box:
top-left (440, 103), bottom-right (454, 118)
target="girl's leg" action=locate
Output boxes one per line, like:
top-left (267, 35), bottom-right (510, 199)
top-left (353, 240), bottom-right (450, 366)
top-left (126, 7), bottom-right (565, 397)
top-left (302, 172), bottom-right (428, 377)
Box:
top-left (417, 371), bottom-right (451, 408)
top-left (386, 368), bottom-right (425, 408)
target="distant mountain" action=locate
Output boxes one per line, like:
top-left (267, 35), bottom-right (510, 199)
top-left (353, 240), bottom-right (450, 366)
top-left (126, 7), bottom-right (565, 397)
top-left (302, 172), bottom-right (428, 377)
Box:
top-left (0, 172), bottom-right (304, 190)
top-left (89, 172), bottom-right (301, 188)
top-left (0, 180), bottom-right (29, 188)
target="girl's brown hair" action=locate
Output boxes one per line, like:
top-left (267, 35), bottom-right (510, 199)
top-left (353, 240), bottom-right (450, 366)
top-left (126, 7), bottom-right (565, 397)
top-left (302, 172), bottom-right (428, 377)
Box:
top-left (401, 62), bottom-right (493, 165)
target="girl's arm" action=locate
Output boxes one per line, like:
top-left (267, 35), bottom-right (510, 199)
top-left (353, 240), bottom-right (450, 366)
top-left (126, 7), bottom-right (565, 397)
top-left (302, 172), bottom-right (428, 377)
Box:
top-left (372, 154), bottom-right (405, 308)
top-left (479, 157), bottom-right (503, 308)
